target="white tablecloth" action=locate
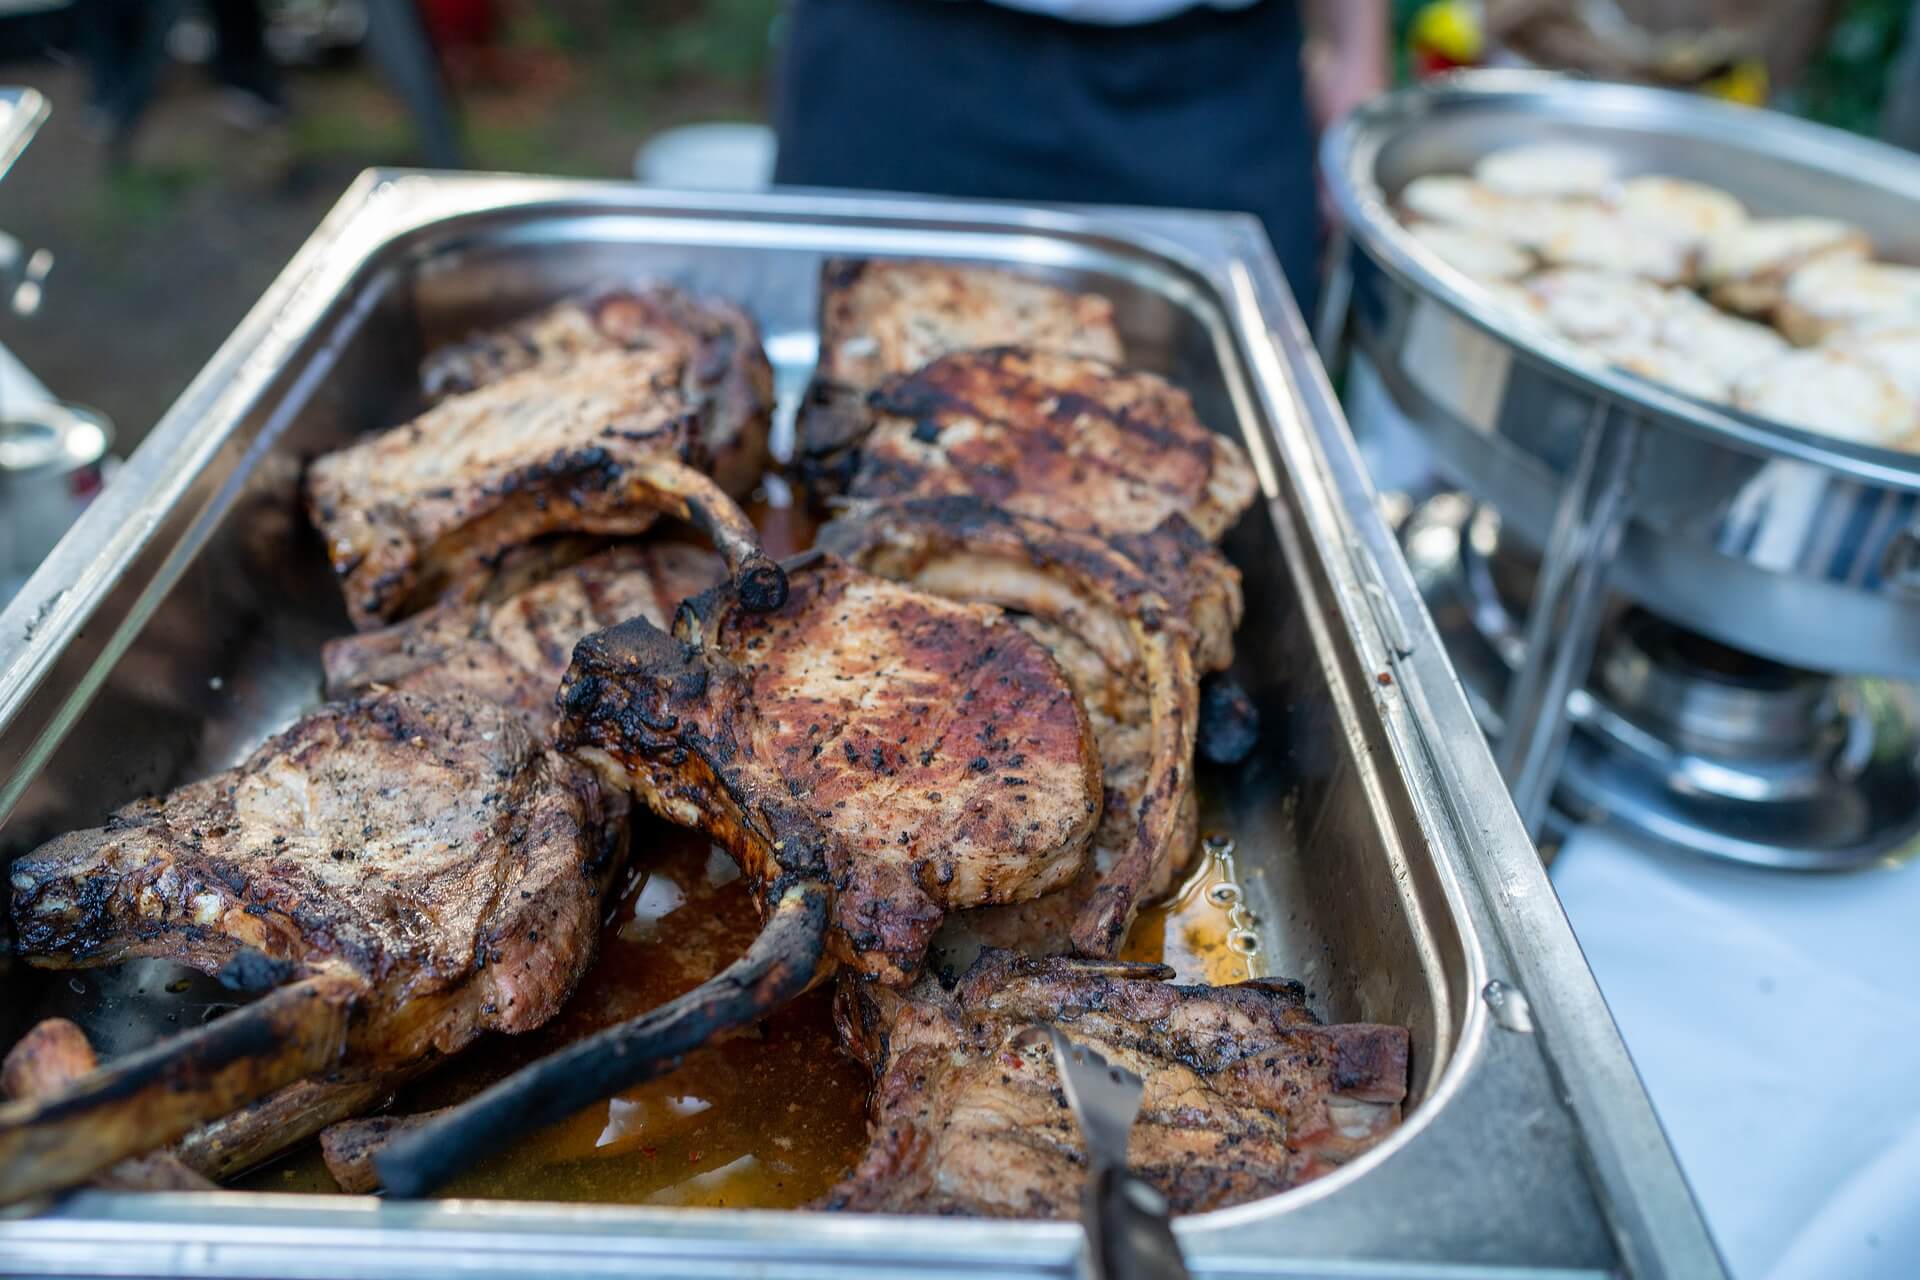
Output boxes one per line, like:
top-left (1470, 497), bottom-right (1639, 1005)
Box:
top-left (1551, 828), bottom-right (1920, 1279)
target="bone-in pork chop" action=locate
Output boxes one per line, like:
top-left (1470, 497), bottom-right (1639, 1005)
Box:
top-left (305, 348), bottom-right (781, 630)
top-left (323, 541), bottom-right (724, 737)
top-left (560, 552), bottom-right (1102, 984)
top-left (839, 346), bottom-right (1258, 542)
top-left (3, 689), bottom-right (620, 1200)
top-left (821, 951), bottom-right (1410, 1217)
top-left (11, 690), bottom-right (619, 1061)
top-left (820, 497), bottom-right (1229, 956)
top-left (420, 286), bottom-right (774, 499)
top-left (798, 259), bottom-right (1124, 491)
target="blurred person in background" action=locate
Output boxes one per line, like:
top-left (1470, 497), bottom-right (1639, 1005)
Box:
top-left (78, 0), bottom-right (284, 158)
top-left (771, 0), bottom-right (1388, 318)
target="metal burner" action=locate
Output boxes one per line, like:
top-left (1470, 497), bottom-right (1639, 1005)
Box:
top-left (1401, 494), bottom-right (1920, 871)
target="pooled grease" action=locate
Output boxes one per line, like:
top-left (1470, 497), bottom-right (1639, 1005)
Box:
top-left (245, 817), bottom-right (1249, 1205)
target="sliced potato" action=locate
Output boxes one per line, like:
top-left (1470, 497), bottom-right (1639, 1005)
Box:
top-left (1408, 220), bottom-right (1535, 282)
top-left (1657, 293), bottom-right (1789, 385)
top-left (1523, 268), bottom-right (1680, 346)
top-left (1699, 217), bottom-right (1871, 316)
top-left (1473, 142), bottom-right (1618, 199)
top-left (1733, 347), bottom-right (1919, 449)
top-left (1618, 176), bottom-right (1748, 244)
top-left (1398, 175), bottom-right (1529, 242)
top-left (1776, 258), bottom-right (1920, 345)
top-left (1525, 201), bottom-right (1694, 285)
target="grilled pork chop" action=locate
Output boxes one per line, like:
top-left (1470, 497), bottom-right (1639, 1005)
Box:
top-left (814, 341), bottom-right (1262, 782)
top-left (819, 497), bottom-right (1236, 956)
top-left (371, 554), bottom-right (1102, 1197)
top-left (562, 552), bottom-right (1101, 983)
top-left (798, 259), bottom-right (1124, 491)
top-left (3, 689), bottom-right (620, 1200)
top-left (822, 951), bottom-right (1410, 1217)
top-left (830, 346), bottom-right (1258, 543)
top-left (420, 286), bottom-right (774, 499)
top-left (323, 541), bottom-right (725, 736)
top-left (305, 347), bottom-right (782, 630)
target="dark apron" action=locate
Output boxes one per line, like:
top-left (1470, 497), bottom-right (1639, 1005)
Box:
top-left (772, 0), bottom-right (1322, 317)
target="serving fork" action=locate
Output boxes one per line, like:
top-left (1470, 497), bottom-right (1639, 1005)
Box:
top-left (1020, 1025), bottom-right (1191, 1280)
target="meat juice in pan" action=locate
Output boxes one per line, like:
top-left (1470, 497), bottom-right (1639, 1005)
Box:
top-left (230, 822), bottom-right (1256, 1206)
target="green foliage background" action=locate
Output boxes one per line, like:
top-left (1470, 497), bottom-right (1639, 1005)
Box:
top-left (1790, 0), bottom-right (1912, 134)
top-left (1388, 0), bottom-right (1914, 137)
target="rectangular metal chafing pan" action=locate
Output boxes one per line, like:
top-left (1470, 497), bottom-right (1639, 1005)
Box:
top-left (0, 176), bottom-right (1718, 1278)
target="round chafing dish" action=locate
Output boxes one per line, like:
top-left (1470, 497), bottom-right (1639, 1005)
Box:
top-left (1323, 70), bottom-right (1920, 683)
top-left (1322, 71), bottom-right (1920, 848)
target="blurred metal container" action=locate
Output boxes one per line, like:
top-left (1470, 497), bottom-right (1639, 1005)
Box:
top-left (0, 86), bottom-right (46, 181)
top-left (0, 86), bottom-right (104, 602)
top-left (1321, 71), bottom-right (1920, 834)
top-left (0, 401), bottom-right (111, 597)
top-left (1325, 71), bottom-right (1920, 680)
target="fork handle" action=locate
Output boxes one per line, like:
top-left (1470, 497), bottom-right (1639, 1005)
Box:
top-left (1083, 1163), bottom-right (1191, 1280)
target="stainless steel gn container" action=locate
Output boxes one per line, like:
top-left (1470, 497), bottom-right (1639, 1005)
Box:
top-left (0, 175), bottom-right (1717, 1277)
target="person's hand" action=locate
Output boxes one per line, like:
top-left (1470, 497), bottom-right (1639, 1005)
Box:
top-left (1305, 35), bottom-right (1389, 133)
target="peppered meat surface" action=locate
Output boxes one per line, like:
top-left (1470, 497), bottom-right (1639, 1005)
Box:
top-left (812, 259), bottom-right (1124, 397)
top-left (821, 952), bottom-right (1410, 1217)
top-left (1106, 517), bottom-right (1245, 677)
top-left (820, 497), bottom-right (1227, 957)
top-left (837, 347), bottom-right (1259, 543)
top-left (798, 260), bottom-right (1124, 490)
top-left (305, 348), bottom-right (773, 630)
top-left (9, 689), bottom-right (621, 1068)
top-left (420, 286), bottom-right (775, 499)
top-left (558, 553), bottom-right (1102, 985)
top-left (324, 541), bottom-right (724, 738)
top-left (1107, 517), bottom-right (1257, 767)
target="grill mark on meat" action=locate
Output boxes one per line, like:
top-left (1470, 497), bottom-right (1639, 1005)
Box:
top-left (797, 260), bottom-right (1125, 495)
top-left (820, 952), bottom-right (1410, 1218)
top-left (841, 347), bottom-right (1258, 543)
top-left (419, 285), bottom-right (774, 500)
top-left (305, 349), bottom-right (780, 630)
top-left (560, 554), bottom-right (1101, 984)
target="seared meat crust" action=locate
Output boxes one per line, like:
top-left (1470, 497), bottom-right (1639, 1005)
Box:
top-left (306, 348), bottom-right (774, 629)
top-left (420, 286), bottom-right (775, 498)
top-left (820, 497), bottom-right (1218, 956)
top-left (1109, 517), bottom-right (1256, 768)
top-left (9, 690), bottom-right (619, 1066)
top-left (2, 1020), bottom-right (215, 1191)
top-left (324, 541), bottom-right (724, 737)
top-left (813, 258), bottom-right (1123, 395)
top-left (558, 554), bottom-right (1101, 985)
top-left (799, 260), bottom-right (1124, 491)
top-left (821, 952), bottom-right (1410, 1218)
top-left (844, 347), bottom-right (1258, 541)
top-left (1106, 517), bottom-right (1244, 676)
